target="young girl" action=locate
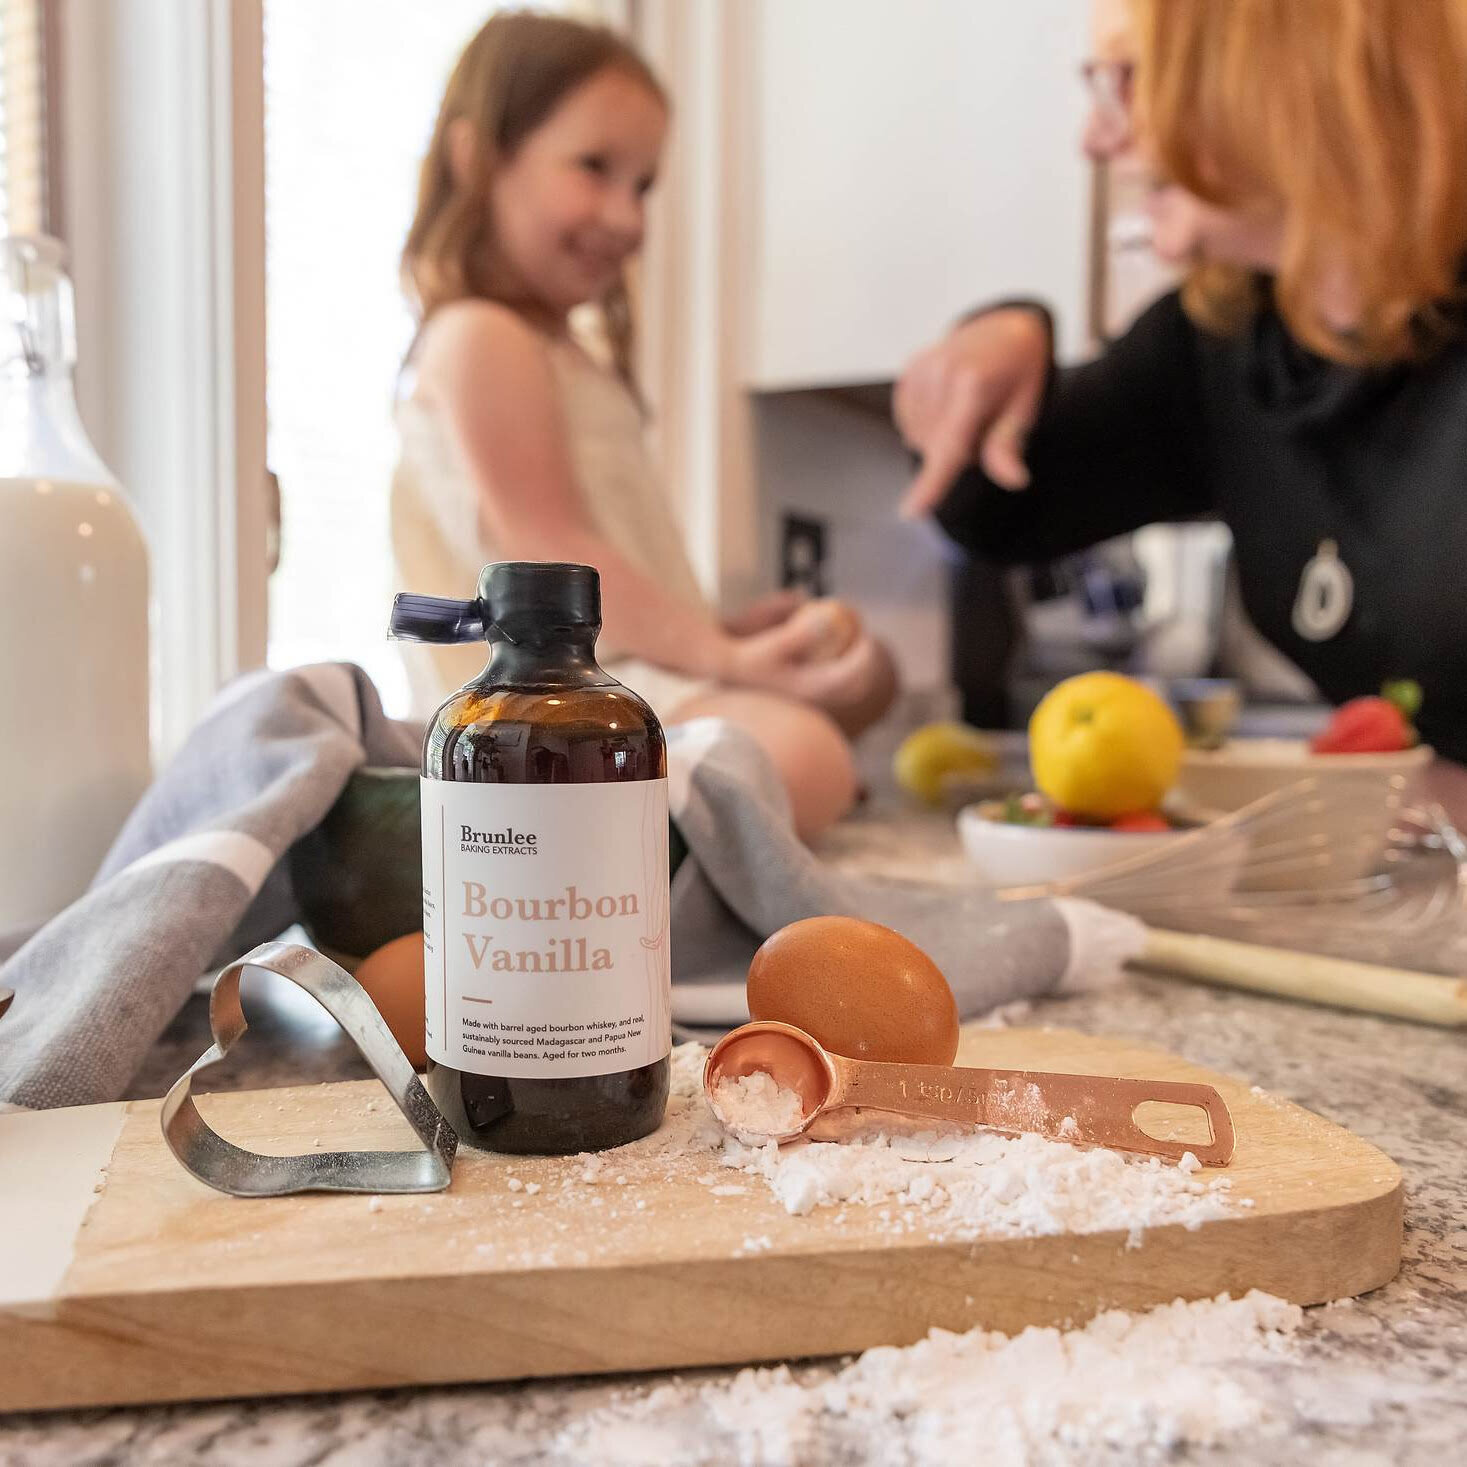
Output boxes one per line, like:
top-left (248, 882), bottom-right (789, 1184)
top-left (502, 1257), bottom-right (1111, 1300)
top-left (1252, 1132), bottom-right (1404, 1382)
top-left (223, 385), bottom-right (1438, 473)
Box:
top-left (392, 11), bottom-right (894, 838)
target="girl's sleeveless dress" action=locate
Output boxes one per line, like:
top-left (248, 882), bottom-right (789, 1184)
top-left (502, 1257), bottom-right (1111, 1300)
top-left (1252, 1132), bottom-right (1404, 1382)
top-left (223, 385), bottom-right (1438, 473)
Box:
top-left (390, 333), bottom-right (714, 723)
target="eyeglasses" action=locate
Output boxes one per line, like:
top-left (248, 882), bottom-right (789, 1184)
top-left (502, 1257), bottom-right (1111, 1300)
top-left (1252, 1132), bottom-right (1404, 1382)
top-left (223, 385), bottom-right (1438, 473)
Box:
top-left (1080, 58), bottom-right (1136, 125)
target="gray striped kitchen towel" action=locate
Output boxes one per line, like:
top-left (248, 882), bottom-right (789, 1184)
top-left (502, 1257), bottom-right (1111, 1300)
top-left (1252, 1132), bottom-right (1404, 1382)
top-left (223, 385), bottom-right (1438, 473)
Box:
top-left (0, 665), bottom-right (1100, 1109)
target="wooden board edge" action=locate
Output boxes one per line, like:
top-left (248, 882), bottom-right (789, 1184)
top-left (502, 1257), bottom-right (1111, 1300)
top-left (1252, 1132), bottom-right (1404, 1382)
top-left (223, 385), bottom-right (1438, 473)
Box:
top-left (0, 1179), bottom-right (1405, 1415)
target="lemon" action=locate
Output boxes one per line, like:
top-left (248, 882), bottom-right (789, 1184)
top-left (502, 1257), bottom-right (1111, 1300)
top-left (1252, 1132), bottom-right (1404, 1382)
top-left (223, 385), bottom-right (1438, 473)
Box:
top-left (893, 722), bottom-right (998, 806)
top-left (1028, 672), bottom-right (1183, 819)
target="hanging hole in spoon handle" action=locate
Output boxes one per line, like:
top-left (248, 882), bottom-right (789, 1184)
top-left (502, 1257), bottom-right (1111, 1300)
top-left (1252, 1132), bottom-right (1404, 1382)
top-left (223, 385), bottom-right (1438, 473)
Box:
top-left (1047, 1074), bottom-right (1236, 1166)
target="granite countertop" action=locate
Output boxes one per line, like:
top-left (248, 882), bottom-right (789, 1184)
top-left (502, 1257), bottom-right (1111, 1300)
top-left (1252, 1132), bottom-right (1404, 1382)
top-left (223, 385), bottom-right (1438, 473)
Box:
top-left (3, 799), bottom-right (1465, 1465)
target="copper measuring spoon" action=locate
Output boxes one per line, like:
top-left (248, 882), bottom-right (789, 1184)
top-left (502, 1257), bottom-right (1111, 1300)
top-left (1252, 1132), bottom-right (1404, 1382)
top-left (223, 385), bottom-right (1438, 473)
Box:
top-left (703, 1020), bottom-right (1235, 1165)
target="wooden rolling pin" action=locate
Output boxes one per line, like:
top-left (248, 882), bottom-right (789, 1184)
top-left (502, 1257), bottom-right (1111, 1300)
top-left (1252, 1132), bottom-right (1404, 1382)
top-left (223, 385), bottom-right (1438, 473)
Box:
top-left (1135, 928), bottom-right (1467, 1027)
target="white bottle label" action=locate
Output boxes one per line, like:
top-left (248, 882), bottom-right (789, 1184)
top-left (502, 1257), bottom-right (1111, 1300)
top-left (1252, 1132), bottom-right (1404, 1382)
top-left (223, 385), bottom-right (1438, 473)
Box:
top-left (420, 777), bottom-right (671, 1078)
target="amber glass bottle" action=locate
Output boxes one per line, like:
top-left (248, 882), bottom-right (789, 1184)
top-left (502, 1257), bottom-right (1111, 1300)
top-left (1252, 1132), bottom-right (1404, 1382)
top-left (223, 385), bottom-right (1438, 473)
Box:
top-left (390, 562), bottom-right (670, 1154)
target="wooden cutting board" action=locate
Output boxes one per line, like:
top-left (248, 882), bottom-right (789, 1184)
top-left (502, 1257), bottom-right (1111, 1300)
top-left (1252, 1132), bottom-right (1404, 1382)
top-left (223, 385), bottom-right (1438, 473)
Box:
top-left (0, 1027), bottom-right (1401, 1414)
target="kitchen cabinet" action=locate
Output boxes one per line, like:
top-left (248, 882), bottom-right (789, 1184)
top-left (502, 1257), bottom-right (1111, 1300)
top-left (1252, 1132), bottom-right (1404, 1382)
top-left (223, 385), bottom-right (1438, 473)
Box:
top-left (745, 0), bottom-right (1093, 388)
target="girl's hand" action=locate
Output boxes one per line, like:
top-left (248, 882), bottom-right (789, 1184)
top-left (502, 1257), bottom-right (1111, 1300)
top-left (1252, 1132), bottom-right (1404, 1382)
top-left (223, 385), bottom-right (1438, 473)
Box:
top-left (894, 308), bottom-right (1050, 517)
top-left (722, 588), bottom-right (808, 636)
top-left (720, 619), bottom-right (890, 714)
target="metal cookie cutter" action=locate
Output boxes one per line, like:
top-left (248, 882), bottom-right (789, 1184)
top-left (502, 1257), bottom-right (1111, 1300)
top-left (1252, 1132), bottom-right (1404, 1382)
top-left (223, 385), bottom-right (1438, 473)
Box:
top-left (161, 941), bottom-right (457, 1196)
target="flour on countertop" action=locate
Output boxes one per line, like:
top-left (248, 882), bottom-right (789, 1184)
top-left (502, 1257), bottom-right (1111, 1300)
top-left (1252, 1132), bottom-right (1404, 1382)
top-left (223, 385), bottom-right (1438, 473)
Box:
top-left (710, 1070), bottom-right (809, 1141)
top-left (554, 1290), bottom-right (1304, 1466)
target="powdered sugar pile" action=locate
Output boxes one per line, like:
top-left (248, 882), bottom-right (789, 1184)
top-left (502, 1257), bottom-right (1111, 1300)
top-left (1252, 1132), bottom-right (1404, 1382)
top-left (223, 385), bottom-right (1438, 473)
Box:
top-left (660, 1044), bottom-right (1238, 1246)
top-left (554, 1289), bottom-right (1304, 1465)
top-left (725, 1128), bottom-right (1233, 1245)
top-left (710, 1071), bottom-right (809, 1141)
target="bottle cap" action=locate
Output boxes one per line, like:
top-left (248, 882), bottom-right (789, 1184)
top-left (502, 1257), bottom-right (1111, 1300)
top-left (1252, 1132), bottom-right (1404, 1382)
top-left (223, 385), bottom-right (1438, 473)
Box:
top-left (388, 563), bottom-right (601, 645)
top-left (478, 561), bottom-right (600, 639)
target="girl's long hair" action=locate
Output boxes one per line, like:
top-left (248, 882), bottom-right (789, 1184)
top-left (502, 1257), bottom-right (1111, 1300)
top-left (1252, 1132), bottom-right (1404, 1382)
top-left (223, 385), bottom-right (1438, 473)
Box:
top-left (401, 10), bottom-right (666, 392)
top-left (1132, 0), bottom-right (1467, 364)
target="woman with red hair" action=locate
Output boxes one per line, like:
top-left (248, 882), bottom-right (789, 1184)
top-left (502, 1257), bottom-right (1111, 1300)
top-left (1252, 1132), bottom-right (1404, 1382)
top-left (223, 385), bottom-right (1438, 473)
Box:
top-left (898, 0), bottom-right (1467, 767)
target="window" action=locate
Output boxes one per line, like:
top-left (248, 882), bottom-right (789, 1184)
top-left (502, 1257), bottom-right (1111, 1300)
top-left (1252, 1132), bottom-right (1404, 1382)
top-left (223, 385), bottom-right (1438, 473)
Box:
top-left (0, 0), bottom-right (46, 236)
top-left (262, 2), bottom-right (568, 715)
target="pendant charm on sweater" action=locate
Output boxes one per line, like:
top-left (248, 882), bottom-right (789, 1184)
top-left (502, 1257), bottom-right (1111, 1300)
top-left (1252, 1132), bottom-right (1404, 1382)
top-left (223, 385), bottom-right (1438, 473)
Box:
top-left (1292, 539), bottom-right (1353, 642)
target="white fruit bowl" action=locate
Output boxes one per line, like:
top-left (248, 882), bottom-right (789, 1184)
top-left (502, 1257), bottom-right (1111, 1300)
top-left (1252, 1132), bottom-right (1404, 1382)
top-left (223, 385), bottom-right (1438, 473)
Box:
top-left (956, 807), bottom-right (1190, 889)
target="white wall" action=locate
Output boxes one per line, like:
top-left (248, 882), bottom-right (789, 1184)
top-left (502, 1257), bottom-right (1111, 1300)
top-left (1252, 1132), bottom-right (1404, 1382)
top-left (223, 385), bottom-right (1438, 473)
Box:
top-left (747, 0), bottom-right (1093, 387)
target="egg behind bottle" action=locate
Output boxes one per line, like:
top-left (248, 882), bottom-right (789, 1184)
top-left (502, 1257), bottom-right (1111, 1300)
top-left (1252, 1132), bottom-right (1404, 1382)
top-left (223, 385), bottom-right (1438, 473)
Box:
top-left (352, 932), bottom-right (428, 1068)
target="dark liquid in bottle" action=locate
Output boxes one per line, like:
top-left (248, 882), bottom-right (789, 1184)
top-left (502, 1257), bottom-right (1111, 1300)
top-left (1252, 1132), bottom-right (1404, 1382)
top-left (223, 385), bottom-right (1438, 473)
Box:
top-left (422, 637), bottom-right (670, 1155)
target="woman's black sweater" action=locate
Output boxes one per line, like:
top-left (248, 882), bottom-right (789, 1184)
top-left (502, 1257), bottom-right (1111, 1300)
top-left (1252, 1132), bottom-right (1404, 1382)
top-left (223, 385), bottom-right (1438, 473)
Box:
top-left (935, 291), bottom-right (1467, 760)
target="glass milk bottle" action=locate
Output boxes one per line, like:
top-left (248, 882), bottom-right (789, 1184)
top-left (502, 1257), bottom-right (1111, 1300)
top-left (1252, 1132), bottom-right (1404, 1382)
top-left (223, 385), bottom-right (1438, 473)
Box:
top-left (0, 235), bottom-right (150, 932)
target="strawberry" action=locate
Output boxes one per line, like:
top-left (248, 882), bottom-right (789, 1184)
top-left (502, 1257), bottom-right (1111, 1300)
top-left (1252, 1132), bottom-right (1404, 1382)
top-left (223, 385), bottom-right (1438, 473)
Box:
top-left (1052, 809), bottom-right (1082, 827)
top-left (1310, 696), bottom-right (1414, 754)
top-left (1109, 811), bottom-right (1172, 832)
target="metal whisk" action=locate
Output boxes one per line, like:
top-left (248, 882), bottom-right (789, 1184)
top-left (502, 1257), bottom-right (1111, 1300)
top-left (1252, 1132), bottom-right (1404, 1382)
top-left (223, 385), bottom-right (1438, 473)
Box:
top-left (998, 779), bottom-right (1467, 970)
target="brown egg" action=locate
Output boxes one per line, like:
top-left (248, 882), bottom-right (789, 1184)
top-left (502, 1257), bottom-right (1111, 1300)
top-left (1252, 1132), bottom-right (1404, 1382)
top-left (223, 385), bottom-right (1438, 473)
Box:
top-left (746, 916), bottom-right (959, 1065)
top-left (352, 932), bottom-right (427, 1068)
